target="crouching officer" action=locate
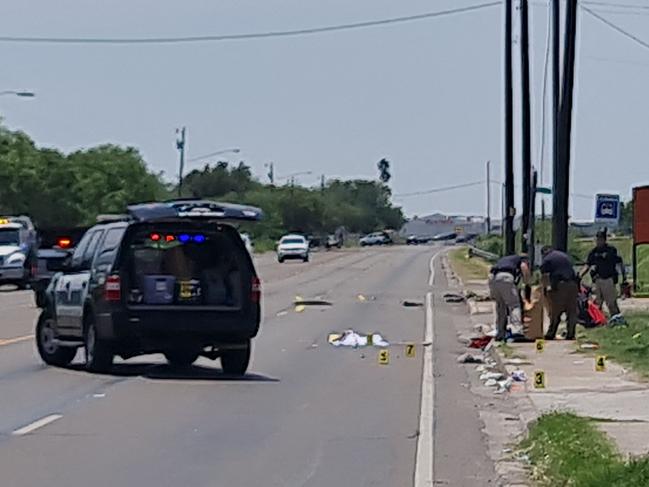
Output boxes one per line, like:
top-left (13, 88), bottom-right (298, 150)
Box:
top-left (489, 253), bottom-right (531, 341)
top-left (580, 229), bottom-right (625, 317)
top-left (540, 246), bottom-right (578, 340)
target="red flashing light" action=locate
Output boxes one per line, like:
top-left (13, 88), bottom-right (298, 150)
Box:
top-left (251, 276), bottom-right (261, 303)
top-left (57, 237), bottom-right (72, 249)
top-left (165, 235), bottom-right (175, 242)
top-left (150, 233), bottom-right (161, 241)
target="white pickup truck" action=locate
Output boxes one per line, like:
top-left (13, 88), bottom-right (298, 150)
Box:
top-left (0, 216), bottom-right (38, 288)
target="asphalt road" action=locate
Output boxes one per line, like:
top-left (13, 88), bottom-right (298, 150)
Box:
top-left (0, 245), bottom-right (495, 486)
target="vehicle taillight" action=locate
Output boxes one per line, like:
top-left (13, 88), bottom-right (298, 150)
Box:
top-left (57, 237), bottom-right (72, 249)
top-left (251, 276), bottom-right (261, 303)
top-left (104, 275), bottom-right (121, 302)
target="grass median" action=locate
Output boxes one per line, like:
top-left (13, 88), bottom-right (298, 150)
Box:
top-left (520, 412), bottom-right (649, 486)
top-left (448, 247), bottom-right (491, 282)
top-left (582, 313), bottom-right (649, 377)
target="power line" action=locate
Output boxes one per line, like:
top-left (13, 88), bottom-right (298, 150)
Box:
top-left (393, 181), bottom-right (485, 198)
top-left (0, 2), bottom-right (501, 45)
top-left (582, 1), bottom-right (649, 10)
top-left (581, 5), bottom-right (649, 52)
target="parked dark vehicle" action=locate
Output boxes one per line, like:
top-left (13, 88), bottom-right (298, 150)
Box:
top-left (432, 232), bottom-right (457, 241)
top-left (31, 227), bottom-right (88, 308)
top-left (407, 235), bottom-right (433, 245)
top-left (35, 200), bottom-right (263, 375)
top-left (455, 233), bottom-right (478, 244)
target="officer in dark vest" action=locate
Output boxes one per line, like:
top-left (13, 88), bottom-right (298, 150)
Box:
top-left (540, 246), bottom-right (578, 340)
top-left (489, 253), bottom-right (531, 341)
top-left (579, 228), bottom-right (625, 317)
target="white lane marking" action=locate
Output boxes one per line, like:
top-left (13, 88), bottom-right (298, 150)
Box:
top-left (428, 250), bottom-right (441, 287)
top-left (12, 414), bottom-right (63, 436)
top-left (414, 289), bottom-right (435, 486)
top-left (0, 334), bottom-right (34, 347)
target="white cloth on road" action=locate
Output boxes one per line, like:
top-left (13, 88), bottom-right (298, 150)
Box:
top-left (329, 330), bottom-right (390, 348)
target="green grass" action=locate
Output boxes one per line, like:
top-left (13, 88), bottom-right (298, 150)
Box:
top-left (582, 313), bottom-right (649, 377)
top-left (448, 247), bottom-right (491, 281)
top-left (520, 412), bottom-right (649, 486)
top-left (253, 237), bottom-right (277, 254)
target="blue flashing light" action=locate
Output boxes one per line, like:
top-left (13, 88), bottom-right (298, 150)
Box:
top-left (178, 234), bottom-right (190, 243)
top-left (193, 234), bottom-right (206, 243)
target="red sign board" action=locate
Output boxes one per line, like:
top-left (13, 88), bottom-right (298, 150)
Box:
top-left (634, 186), bottom-right (649, 245)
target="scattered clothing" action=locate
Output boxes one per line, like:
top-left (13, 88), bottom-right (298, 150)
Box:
top-left (608, 313), bottom-right (628, 328)
top-left (457, 353), bottom-right (485, 364)
top-left (511, 370), bottom-right (528, 382)
top-left (469, 336), bottom-right (493, 349)
top-left (443, 293), bottom-right (466, 303)
top-left (328, 330), bottom-right (390, 348)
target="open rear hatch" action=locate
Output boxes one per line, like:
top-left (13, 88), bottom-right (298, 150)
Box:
top-left (123, 221), bottom-right (254, 311)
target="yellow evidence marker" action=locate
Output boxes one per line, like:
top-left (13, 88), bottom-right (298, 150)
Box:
top-left (405, 344), bottom-right (416, 358)
top-left (534, 370), bottom-right (545, 389)
top-left (535, 338), bottom-right (545, 353)
top-left (596, 355), bottom-right (606, 372)
top-left (378, 349), bottom-right (390, 365)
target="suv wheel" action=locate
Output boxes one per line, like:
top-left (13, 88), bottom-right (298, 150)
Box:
top-left (84, 318), bottom-right (113, 373)
top-left (36, 312), bottom-right (77, 367)
top-left (278, 256), bottom-right (284, 263)
top-left (164, 349), bottom-right (199, 368)
top-left (303, 254), bottom-right (310, 263)
top-left (221, 340), bottom-right (251, 376)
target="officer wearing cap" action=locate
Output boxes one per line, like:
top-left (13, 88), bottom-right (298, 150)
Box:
top-left (488, 253), bottom-right (531, 341)
top-left (579, 228), bottom-right (625, 317)
top-left (540, 246), bottom-right (578, 340)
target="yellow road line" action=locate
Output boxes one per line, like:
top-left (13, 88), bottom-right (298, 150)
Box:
top-left (0, 335), bottom-right (34, 347)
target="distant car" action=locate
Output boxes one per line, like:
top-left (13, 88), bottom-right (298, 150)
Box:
top-left (407, 235), bottom-right (433, 245)
top-left (359, 232), bottom-right (391, 246)
top-left (239, 233), bottom-right (254, 254)
top-left (325, 234), bottom-right (342, 249)
top-left (432, 232), bottom-right (457, 242)
top-left (277, 235), bottom-right (309, 263)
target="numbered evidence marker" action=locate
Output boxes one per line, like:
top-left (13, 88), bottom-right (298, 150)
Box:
top-left (596, 355), bottom-right (606, 372)
top-left (535, 338), bottom-right (545, 353)
top-left (405, 343), bottom-right (416, 358)
top-left (534, 370), bottom-right (546, 389)
top-left (378, 349), bottom-right (390, 365)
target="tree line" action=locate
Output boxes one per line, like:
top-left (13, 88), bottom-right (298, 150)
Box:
top-left (0, 125), bottom-right (404, 242)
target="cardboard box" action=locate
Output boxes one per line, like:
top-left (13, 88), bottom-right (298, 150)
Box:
top-left (523, 286), bottom-right (544, 339)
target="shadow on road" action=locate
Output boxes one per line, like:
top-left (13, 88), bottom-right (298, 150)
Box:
top-left (66, 362), bottom-right (280, 382)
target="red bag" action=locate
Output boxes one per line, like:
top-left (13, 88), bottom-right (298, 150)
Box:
top-left (587, 301), bottom-right (607, 326)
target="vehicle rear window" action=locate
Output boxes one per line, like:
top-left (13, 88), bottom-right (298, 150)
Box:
top-left (281, 238), bottom-right (305, 244)
top-left (125, 225), bottom-right (249, 307)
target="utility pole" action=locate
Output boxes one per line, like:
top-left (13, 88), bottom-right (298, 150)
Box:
top-left (553, 0), bottom-right (578, 251)
top-left (486, 161), bottom-right (491, 234)
top-left (550, 0), bottom-right (560, 249)
top-left (176, 127), bottom-right (186, 197)
top-left (520, 0), bottom-right (532, 254)
top-left (504, 0), bottom-right (515, 254)
top-left (320, 174), bottom-right (325, 192)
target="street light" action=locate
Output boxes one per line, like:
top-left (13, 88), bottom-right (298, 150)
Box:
top-left (276, 170), bottom-right (313, 187)
top-left (0, 90), bottom-right (35, 98)
top-left (187, 148), bottom-right (240, 163)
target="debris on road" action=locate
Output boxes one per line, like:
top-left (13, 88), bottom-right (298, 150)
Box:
top-left (457, 352), bottom-right (485, 364)
top-left (504, 358), bottom-right (532, 366)
top-left (276, 310), bottom-right (288, 317)
top-left (328, 329), bottom-right (390, 348)
top-left (291, 299), bottom-right (332, 307)
top-left (357, 294), bottom-right (366, 302)
top-left (480, 371), bottom-right (504, 381)
top-left (580, 342), bottom-right (600, 350)
top-left (511, 370), bottom-right (528, 382)
top-left (443, 292), bottom-right (465, 303)
top-left (402, 300), bottom-right (423, 307)
top-left (469, 336), bottom-right (493, 349)
top-left (295, 304), bottom-right (306, 313)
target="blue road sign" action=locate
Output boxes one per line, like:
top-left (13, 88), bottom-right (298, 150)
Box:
top-left (595, 194), bottom-right (620, 224)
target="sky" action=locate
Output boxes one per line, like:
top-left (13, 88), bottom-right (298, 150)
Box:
top-left (1, 0), bottom-right (649, 220)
